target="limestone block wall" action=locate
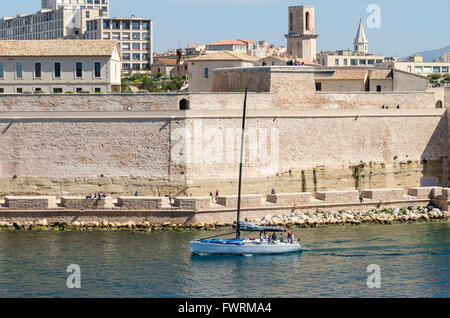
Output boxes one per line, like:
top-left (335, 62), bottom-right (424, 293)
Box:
top-left (117, 197), bottom-right (162, 210)
top-left (0, 94), bottom-right (185, 112)
top-left (61, 197), bottom-right (106, 209)
top-left (361, 188), bottom-right (404, 201)
top-left (315, 190), bottom-right (359, 203)
top-left (266, 193), bottom-right (311, 206)
top-left (216, 194), bottom-right (262, 208)
top-left (5, 196), bottom-right (51, 210)
top-left (174, 197), bottom-right (211, 210)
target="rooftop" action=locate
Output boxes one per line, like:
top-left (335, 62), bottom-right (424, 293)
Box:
top-left (0, 40), bottom-right (119, 57)
top-left (188, 51), bottom-right (260, 62)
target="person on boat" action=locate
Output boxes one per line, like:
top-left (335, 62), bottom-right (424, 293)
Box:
top-left (169, 193), bottom-right (173, 203)
top-left (259, 231), bottom-right (263, 242)
top-left (263, 231), bottom-right (268, 240)
top-left (287, 232), bottom-right (292, 243)
top-left (279, 233), bottom-right (284, 243)
top-left (267, 236), bottom-right (272, 244)
top-left (272, 233), bottom-right (277, 243)
top-left (291, 233), bottom-right (295, 243)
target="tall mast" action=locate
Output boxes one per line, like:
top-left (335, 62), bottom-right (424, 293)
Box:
top-left (236, 88), bottom-right (248, 239)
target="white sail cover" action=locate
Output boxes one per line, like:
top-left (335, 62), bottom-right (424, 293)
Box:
top-left (239, 222), bottom-right (286, 232)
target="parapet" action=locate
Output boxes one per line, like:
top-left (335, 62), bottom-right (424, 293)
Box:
top-left (407, 187), bottom-right (442, 199)
top-left (61, 197), bottom-right (106, 209)
top-left (361, 188), bottom-right (404, 201)
top-left (5, 196), bottom-right (51, 210)
top-left (175, 197), bottom-right (211, 210)
top-left (314, 190), bottom-right (359, 203)
top-left (216, 194), bottom-right (263, 208)
top-left (266, 193), bottom-right (311, 206)
top-left (117, 197), bottom-right (162, 210)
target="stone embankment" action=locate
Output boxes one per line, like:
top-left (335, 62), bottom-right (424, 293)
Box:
top-left (0, 205), bottom-right (447, 232)
top-left (0, 186), bottom-right (448, 231)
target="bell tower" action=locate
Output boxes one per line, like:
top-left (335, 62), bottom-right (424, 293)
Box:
top-left (285, 6), bottom-right (319, 62)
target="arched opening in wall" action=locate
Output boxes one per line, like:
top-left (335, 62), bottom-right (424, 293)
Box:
top-left (179, 98), bottom-right (190, 110)
top-left (435, 100), bottom-right (443, 109)
top-left (305, 12), bottom-right (310, 31)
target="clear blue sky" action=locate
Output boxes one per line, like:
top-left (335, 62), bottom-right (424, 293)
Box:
top-left (3, 0), bottom-right (450, 57)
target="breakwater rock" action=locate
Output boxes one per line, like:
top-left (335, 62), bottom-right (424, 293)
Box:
top-left (0, 206), bottom-right (448, 232)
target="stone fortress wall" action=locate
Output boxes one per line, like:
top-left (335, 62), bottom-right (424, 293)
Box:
top-left (0, 67), bottom-right (448, 199)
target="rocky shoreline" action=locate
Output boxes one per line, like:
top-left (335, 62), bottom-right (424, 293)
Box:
top-left (0, 206), bottom-right (448, 232)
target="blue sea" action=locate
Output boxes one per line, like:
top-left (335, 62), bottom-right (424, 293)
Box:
top-left (0, 221), bottom-right (448, 297)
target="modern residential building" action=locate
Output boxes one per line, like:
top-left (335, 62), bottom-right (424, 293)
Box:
top-left (317, 19), bottom-right (385, 67)
top-left (41, 0), bottom-right (109, 17)
top-left (207, 40), bottom-right (248, 53)
top-left (317, 50), bottom-right (385, 67)
top-left (441, 53), bottom-right (450, 63)
top-left (0, 1), bottom-right (153, 74)
top-left (0, 40), bottom-right (122, 94)
top-left (377, 54), bottom-right (450, 75)
top-left (84, 16), bottom-right (153, 73)
top-left (0, 7), bottom-right (104, 40)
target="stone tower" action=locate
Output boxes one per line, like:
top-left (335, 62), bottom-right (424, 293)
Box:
top-left (285, 6), bottom-right (319, 62)
top-left (354, 19), bottom-right (368, 55)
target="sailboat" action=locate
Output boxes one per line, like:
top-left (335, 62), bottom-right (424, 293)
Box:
top-left (189, 88), bottom-right (303, 256)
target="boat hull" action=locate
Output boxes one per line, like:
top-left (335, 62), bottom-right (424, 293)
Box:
top-left (190, 241), bottom-right (302, 255)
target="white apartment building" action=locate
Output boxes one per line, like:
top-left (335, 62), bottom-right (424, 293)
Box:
top-left (0, 40), bottom-right (122, 94)
top-left (41, 0), bottom-right (109, 17)
top-left (85, 17), bottom-right (153, 73)
top-left (0, 1), bottom-right (153, 74)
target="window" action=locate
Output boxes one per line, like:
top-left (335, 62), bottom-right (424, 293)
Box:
top-left (415, 66), bottom-right (423, 73)
top-left (34, 88), bottom-right (42, 93)
top-left (94, 62), bottom-right (101, 78)
top-left (95, 88), bottom-right (101, 93)
top-left (343, 59), bottom-right (348, 66)
top-left (76, 88), bottom-right (82, 93)
top-left (368, 60), bottom-right (375, 65)
top-left (359, 59), bottom-right (366, 65)
top-left (407, 66), bottom-right (412, 73)
top-left (17, 88), bottom-right (23, 93)
top-left (16, 63), bottom-right (23, 78)
top-left (433, 66), bottom-right (441, 73)
top-left (315, 82), bottom-right (322, 91)
top-left (335, 59), bottom-right (339, 66)
top-left (351, 59), bottom-right (357, 66)
top-left (76, 62), bottom-right (83, 78)
top-left (376, 85), bottom-right (382, 92)
top-left (122, 53), bottom-right (130, 61)
top-left (0, 88), bottom-right (4, 93)
top-left (54, 62), bottom-right (61, 78)
top-left (53, 88), bottom-right (62, 93)
top-left (204, 67), bottom-right (209, 78)
top-left (0, 63), bottom-right (3, 78)
top-left (35, 63), bottom-right (42, 78)
top-left (442, 66), bottom-right (449, 73)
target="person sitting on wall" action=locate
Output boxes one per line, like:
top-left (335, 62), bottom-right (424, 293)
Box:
top-left (135, 191), bottom-right (138, 197)
top-left (271, 188), bottom-right (276, 195)
top-left (359, 195), bottom-right (364, 203)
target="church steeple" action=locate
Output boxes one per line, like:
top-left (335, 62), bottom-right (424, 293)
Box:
top-left (354, 19), bottom-right (368, 55)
